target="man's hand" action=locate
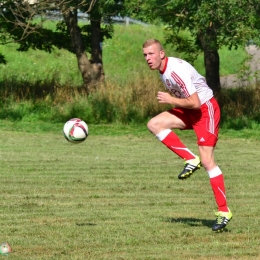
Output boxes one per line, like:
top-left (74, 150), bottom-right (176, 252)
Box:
top-left (157, 91), bottom-right (174, 104)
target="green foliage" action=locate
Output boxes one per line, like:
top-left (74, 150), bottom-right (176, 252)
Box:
top-left (1, 76), bottom-right (260, 129)
top-left (125, 0), bottom-right (260, 69)
top-left (0, 24), bottom-right (258, 129)
top-left (127, 0), bottom-right (260, 48)
top-left (0, 0), bottom-right (122, 62)
top-left (0, 23), bottom-right (248, 81)
top-left (219, 87), bottom-right (260, 129)
top-left (0, 52), bottom-right (6, 64)
top-left (84, 0), bottom-right (126, 22)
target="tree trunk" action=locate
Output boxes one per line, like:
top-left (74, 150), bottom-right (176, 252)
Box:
top-left (90, 18), bottom-right (105, 82)
top-left (61, 7), bottom-right (103, 93)
top-left (198, 29), bottom-right (221, 97)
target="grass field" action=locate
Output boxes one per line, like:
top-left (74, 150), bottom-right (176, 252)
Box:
top-left (0, 122), bottom-right (260, 259)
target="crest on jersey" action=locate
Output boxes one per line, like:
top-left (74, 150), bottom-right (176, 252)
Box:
top-left (166, 79), bottom-right (171, 87)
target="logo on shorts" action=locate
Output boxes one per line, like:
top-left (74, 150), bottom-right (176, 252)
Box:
top-left (200, 137), bottom-right (205, 142)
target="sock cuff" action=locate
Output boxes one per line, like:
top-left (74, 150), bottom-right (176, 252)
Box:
top-left (156, 129), bottom-right (172, 141)
top-left (207, 166), bottom-right (222, 178)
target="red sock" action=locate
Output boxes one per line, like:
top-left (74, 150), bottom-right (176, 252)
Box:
top-left (157, 130), bottom-right (195, 160)
top-left (209, 172), bottom-right (228, 212)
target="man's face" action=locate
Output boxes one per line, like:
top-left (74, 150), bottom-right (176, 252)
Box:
top-left (143, 44), bottom-right (165, 71)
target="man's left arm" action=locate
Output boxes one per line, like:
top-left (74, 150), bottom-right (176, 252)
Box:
top-left (157, 91), bottom-right (201, 109)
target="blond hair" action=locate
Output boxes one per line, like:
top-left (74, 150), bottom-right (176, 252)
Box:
top-left (143, 39), bottom-right (163, 51)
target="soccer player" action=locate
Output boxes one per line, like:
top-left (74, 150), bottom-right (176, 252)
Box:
top-left (142, 39), bottom-right (232, 232)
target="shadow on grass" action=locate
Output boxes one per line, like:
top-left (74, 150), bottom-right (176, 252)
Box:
top-left (163, 217), bottom-right (231, 232)
top-left (163, 217), bottom-right (212, 228)
top-left (76, 222), bottom-right (97, 226)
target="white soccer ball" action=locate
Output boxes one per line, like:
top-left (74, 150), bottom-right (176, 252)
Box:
top-left (63, 118), bottom-right (88, 144)
top-left (0, 242), bottom-right (12, 255)
top-left (1, 246), bottom-right (8, 254)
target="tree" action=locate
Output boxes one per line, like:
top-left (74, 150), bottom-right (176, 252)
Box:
top-left (125, 0), bottom-right (260, 95)
top-left (0, 0), bottom-right (124, 93)
top-left (58, 0), bottom-right (124, 91)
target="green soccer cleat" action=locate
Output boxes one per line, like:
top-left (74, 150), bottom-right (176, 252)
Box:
top-left (212, 208), bottom-right (233, 232)
top-left (178, 156), bottom-right (202, 180)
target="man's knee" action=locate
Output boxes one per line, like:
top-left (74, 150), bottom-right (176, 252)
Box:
top-left (147, 117), bottom-right (159, 134)
top-left (201, 157), bottom-right (216, 171)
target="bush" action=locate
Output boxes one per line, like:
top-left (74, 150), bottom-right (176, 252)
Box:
top-left (219, 87), bottom-right (260, 129)
top-left (1, 74), bottom-right (260, 129)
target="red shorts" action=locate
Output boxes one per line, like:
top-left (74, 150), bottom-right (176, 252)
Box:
top-left (169, 97), bottom-right (220, 146)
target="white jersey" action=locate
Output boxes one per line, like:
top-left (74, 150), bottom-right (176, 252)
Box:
top-left (159, 57), bottom-right (213, 105)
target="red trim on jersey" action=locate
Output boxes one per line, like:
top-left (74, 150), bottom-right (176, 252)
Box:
top-left (160, 57), bottom-right (168, 74)
top-left (170, 71), bottom-right (190, 97)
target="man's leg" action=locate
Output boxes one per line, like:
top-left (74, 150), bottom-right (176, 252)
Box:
top-left (147, 111), bottom-right (201, 179)
top-left (199, 146), bottom-right (232, 232)
top-left (156, 129), bottom-right (196, 160)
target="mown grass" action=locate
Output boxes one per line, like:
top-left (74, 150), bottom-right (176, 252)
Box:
top-left (0, 123), bottom-right (260, 259)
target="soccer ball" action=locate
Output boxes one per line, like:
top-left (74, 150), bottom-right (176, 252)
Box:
top-left (63, 118), bottom-right (88, 144)
top-left (0, 242), bottom-right (12, 255)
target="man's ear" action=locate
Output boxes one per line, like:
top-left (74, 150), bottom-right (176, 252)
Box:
top-left (160, 50), bottom-right (165, 59)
